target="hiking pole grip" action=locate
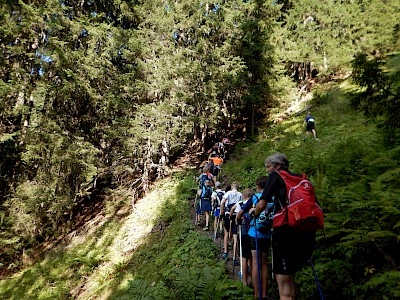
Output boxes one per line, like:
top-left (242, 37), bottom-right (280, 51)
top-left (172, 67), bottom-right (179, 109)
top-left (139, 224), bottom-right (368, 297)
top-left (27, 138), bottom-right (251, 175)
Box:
top-left (310, 258), bottom-right (324, 300)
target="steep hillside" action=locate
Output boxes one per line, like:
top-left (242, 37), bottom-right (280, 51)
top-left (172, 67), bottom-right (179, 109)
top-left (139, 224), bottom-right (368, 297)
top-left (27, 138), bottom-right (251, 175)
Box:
top-left (1, 67), bottom-right (399, 299)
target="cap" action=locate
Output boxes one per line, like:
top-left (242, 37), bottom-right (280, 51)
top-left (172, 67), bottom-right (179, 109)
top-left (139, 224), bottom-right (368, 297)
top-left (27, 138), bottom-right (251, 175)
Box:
top-left (204, 180), bottom-right (210, 183)
top-left (215, 181), bottom-right (221, 187)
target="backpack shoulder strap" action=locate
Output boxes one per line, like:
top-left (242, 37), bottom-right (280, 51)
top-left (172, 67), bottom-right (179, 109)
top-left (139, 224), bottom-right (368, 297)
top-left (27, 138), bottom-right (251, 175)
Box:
top-left (252, 194), bottom-right (259, 205)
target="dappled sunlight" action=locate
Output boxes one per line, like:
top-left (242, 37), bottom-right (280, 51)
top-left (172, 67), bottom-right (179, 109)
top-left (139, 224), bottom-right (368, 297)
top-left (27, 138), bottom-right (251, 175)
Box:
top-left (73, 180), bottom-right (180, 299)
top-left (0, 178), bottom-right (181, 300)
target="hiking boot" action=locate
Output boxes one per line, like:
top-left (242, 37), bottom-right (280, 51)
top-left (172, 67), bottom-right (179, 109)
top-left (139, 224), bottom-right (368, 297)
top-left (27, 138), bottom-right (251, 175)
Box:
top-left (222, 252), bottom-right (228, 259)
top-left (238, 271), bottom-right (242, 279)
top-left (233, 259), bottom-right (239, 266)
top-left (203, 226), bottom-right (209, 231)
top-left (197, 220), bottom-right (201, 226)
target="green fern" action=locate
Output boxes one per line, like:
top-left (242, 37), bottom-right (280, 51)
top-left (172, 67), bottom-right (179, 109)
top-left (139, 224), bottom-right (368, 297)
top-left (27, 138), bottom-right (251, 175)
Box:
top-left (116, 279), bottom-right (171, 300)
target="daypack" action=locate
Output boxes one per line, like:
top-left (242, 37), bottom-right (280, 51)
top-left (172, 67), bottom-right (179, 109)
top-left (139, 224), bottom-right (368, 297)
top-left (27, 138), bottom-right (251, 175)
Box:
top-left (202, 186), bottom-right (213, 200)
top-left (216, 191), bottom-right (224, 203)
top-left (199, 174), bottom-right (211, 188)
top-left (252, 194), bottom-right (273, 234)
top-left (240, 201), bottom-right (251, 234)
top-left (273, 170), bottom-right (324, 231)
top-left (206, 161), bottom-right (215, 175)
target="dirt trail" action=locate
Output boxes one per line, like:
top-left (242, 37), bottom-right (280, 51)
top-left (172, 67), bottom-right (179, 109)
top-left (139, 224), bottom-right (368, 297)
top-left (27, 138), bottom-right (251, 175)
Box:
top-left (190, 173), bottom-right (241, 282)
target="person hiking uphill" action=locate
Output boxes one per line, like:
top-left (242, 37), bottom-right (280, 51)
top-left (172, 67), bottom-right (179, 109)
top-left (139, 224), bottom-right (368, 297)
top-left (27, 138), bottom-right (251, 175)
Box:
top-left (254, 153), bottom-right (316, 300)
top-left (197, 179), bottom-right (213, 231)
top-left (304, 111), bottom-right (317, 139)
top-left (212, 181), bottom-right (225, 239)
top-left (232, 188), bottom-right (254, 287)
top-left (237, 177), bottom-right (273, 300)
top-left (220, 182), bottom-right (242, 260)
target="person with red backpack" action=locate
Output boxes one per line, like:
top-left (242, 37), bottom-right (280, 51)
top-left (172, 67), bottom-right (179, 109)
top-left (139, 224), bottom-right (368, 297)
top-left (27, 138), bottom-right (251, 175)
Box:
top-left (254, 153), bottom-right (321, 300)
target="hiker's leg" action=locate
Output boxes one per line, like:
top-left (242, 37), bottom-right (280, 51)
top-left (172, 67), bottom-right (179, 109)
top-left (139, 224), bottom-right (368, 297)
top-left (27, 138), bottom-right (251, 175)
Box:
top-left (251, 249), bottom-right (260, 298)
top-left (241, 257), bottom-right (248, 285)
top-left (261, 251), bottom-right (268, 298)
top-left (248, 259), bottom-right (252, 285)
top-left (223, 217), bottom-right (229, 254)
top-left (312, 129), bottom-right (317, 138)
top-left (275, 274), bottom-right (295, 300)
top-left (232, 233), bottom-right (237, 260)
top-left (205, 211), bottom-right (210, 227)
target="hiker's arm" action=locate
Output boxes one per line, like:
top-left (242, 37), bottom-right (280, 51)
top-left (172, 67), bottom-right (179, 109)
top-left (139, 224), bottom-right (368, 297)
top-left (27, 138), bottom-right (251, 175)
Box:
top-left (237, 198), bottom-right (251, 220)
top-left (220, 198), bottom-right (226, 213)
top-left (255, 172), bottom-right (280, 216)
top-left (229, 204), bottom-right (237, 216)
top-left (255, 199), bottom-right (267, 216)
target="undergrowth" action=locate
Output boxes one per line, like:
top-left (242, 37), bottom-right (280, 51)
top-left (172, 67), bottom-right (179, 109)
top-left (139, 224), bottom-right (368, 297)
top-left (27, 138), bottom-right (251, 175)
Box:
top-left (221, 78), bottom-right (400, 299)
top-left (1, 65), bottom-right (399, 299)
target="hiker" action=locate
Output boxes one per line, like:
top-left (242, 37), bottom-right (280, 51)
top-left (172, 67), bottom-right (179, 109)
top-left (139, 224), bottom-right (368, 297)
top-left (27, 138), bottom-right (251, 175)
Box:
top-left (196, 167), bottom-right (213, 189)
top-left (220, 182), bottom-right (242, 260)
top-left (254, 153), bottom-right (316, 300)
top-left (233, 188), bottom-right (254, 287)
top-left (198, 179), bottom-right (213, 231)
top-left (212, 181), bottom-right (225, 239)
top-left (304, 111), bottom-right (317, 138)
top-left (205, 158), bottom-right (217, 185)
top-left (237, 177), bottom-right (273, 299)
top-left (209, 153), bottom-right (224, 179)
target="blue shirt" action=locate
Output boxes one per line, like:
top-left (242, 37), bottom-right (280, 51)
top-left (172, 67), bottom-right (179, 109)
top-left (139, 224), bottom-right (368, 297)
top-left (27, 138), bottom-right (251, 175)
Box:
top-left (241, 192), bottom-right (272, 239)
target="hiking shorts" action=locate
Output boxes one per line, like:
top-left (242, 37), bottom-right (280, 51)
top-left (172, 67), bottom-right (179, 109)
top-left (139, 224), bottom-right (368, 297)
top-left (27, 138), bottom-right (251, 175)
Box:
top-left (272, 226), bottom-right (316, 275)
top-left (200, 198), bottom-right (212, 212)
top-left (240, 234), bottom-right (252, 259)
top-left (212, 167), bottom-right (220, 177)
top-left (224, 214), bottom-right (238, 234)
top-left (306, 123), bottom-right (315, 131)
top-left (214, 207), bottom-right (221, 217)
top-left (249, 236), bottom-right (271, 253)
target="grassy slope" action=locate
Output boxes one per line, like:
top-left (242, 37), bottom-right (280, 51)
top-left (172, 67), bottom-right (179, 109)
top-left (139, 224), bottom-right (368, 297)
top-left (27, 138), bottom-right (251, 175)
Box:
top-left (221, 77), bottom-right (400, 298)
top-left (1, 70), bottom-right (399, 299)
top-left (0, 175), bottom-right (232, 299)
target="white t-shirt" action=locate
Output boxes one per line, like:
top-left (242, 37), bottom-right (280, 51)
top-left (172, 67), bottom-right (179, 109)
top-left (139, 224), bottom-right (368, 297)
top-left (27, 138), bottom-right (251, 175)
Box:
top-left (222, 190), bottom-right (242, 215)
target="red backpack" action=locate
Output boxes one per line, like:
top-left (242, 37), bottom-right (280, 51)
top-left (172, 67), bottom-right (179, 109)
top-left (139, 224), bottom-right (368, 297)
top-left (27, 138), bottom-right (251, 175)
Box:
top-left (272, 170), bottom-right (324, 231)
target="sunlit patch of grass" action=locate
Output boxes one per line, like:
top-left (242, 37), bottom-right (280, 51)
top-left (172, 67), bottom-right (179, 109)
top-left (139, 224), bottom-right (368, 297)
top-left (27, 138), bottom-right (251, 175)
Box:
top-left (0, 177), bottom-right (192, 300)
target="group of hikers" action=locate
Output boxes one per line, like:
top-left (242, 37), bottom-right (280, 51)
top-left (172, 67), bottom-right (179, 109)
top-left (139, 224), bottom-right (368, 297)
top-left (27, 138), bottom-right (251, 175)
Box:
top-left (193, 116), bottom-right (323, 300)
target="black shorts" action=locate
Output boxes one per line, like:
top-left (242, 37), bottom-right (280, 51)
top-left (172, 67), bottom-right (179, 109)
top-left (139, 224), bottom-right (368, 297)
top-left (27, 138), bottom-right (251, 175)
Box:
top-left (306, 123), bottom-right (315, 131)
top-left (212, 168), bottom-right (219, 177)
top-left (240, 234), bottom-right (252, 259)
top-left (224, 215), bottom-right (238, 234)
top-left (249, 236), bottom-right (271, 253)
top-left (272, 226), bottom-right (316, 275)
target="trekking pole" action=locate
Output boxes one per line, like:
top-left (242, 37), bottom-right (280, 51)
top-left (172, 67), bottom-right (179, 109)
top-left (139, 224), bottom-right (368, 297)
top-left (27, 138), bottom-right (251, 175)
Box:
top-left (219, 216), bottom-right (223, 253)
top-left (310, 258), bottom-right (324, 300)
top-left (193, 193), bottom-right (199, 226)
top-left (254, 218), bottom-right (262, 300)
top-left (270, 231), bottom-right (276, 300)
top-left (238, 224), bottom-right (244, 293)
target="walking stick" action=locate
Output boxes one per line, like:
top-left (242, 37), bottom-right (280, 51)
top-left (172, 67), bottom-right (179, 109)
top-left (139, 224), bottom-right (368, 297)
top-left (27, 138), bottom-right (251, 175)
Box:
top-left (219, 216), bottom-right (223, 253)
top-left (238, 224), bottom-right (244, 288)
top-left (310, 258), bottom-right (324, 300)
top-left (254, 218), bottom-right (262, 300)
top-left (193, 193), bottom-right (199, 226)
